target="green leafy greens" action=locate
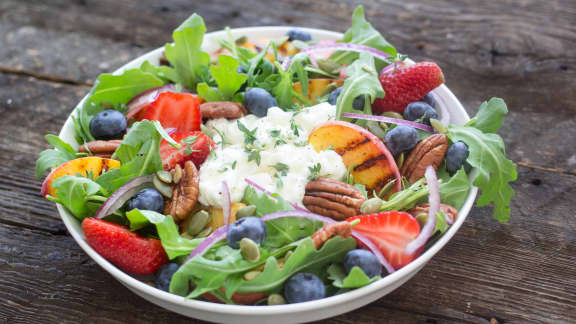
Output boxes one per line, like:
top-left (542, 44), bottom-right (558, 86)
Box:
top-left (327, 263), bottom-right (380, 289)
top-left (35, 135), bottom-right (78, 178)
top-left (197, 55), bottom-right (247, 102)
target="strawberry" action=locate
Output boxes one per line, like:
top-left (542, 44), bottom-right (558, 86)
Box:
top-left (82, 218), bottom-right (168, 275)
top-left (372, 62), bottom-right (444, 115)
top-left (347, 211), bottom-right (421, 270)
top-left (159, 130), bottom-right (214, 170)
top-left (135, 91), bottom-right (203, 132)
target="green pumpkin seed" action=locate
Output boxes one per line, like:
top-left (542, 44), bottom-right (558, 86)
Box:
top-left (153, 176), bottom-right (173, 198)
top-left (187, 210), bottom-right (211, 236)
top-left (243, 270), bottom-right (261, 281)
top-left (366, 120), bottom-right (386, 139)
top-left (267, 293), bottom-right (286, 305)
top-left (156, 170), bottom-right (172, 184)
top-left (236, 205), bottom-right (257, 219)
top-left (172, 164), bottom-right (183, 184)
top-left (240, 238), bottom-right (260, 262)
top-left (382, 111), bottom-right (404, 120)
top-left (378, 179), bottom-right (397, 198)
top-left (181, 232), bottom-right (195, 240)
top-left (195, 226), bottom-right (212, 238)
top-left (360, 197), bottom-right (383, 214)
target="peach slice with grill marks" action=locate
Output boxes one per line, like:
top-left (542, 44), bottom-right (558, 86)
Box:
top-left (308, 121), bottom-right (401, 192)
top-left (41, 157), bottom-right (121, 197)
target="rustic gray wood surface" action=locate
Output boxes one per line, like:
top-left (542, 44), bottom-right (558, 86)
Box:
top-left (1, 0), bottom-right (575, 323)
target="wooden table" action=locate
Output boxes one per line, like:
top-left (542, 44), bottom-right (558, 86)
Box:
top-left (1, 1), bottom-right (575, 323)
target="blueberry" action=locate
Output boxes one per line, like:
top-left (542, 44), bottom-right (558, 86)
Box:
top-left (286, 29), bottom-right (312, 42)
top-left (384, 125), bottom-right (418, 155)
top-left (284, 273), bottom-right (325, 303)
top-left (344, 249), bottom-right (382, 278)
top-left (226, 216), bottom-right (267, 249)
top-left (155, 263), bottom-right (179, 292)
top-left (89, 109), bottom-right (127, 140)
top-left (125, 188), bottom-right (165, 213)
top-left (243, 88), bottom-right (278, 117)
top-left (328, 87), bottom-right (365, 110)
top-left (446, 142), bottom-right (470, 174)
top-left (403, 101), bottom-right (438, 125)
top-left (421, 92), bottom-right (436, 107)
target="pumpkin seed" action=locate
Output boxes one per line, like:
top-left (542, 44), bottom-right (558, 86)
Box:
top-left (153, 176), bottom-right (173, 198)
top-left (156, 170), bottom-right (172, 184)
top-left (242, 270), bottom-right (261, 281)
top-left (172, 164), bottom-right (183, 184)
top-left (236, 205), bottom-right (257, 219)
top-left (195, 226), bottom-right (212, 238)
top-left (239, 238), bottom-right (260, 262)
top-left (382, 111), bottom-right (404, 120)
top-left (267, 293), bottom-right (286, 305)
top-left (360, 197), bottom-right (383, 214)
top-left (181, 232), bottom-right (195, 240)
top-left (187, 210), bottom-right (211, 236)
top-left (366, 120), bottom-right (386, 139)
top-left (378, 178), bottom-right (397, 198)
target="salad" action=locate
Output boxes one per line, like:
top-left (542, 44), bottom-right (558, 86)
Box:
top-left (36, 6), bottom-right (517, 306)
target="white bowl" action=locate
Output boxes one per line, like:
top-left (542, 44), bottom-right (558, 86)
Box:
top-left (56, 27), bottom-right (477, 324)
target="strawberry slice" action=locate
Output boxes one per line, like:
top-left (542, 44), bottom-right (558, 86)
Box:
top-left (159, 130), bottom-right (214, 170)
top-left (372, 62), bottom-right (444, 115)
top-left (134, 92), bottom-right (203, 132)
top-left (347, 211), bottom-right (421, 270)
top-left (82, 218), bottom-right (168, 275)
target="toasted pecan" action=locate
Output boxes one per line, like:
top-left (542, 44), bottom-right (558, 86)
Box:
top-left (200, 101), bottom-right (248, 120)
top-left (78, 140), bottom-right (122, 157)
top-left (311, 222), bottom-right (352, 249)
top-left (401, 134), bottom-right (448, 182)
top-left (303, 178), bottom-right (365, 221)
top-left (164, 161), bottom-right (200, 221)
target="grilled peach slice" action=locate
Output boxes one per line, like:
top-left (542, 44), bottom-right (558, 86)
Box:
top-left (293, 79), bottom-right (343, 105)
top-left (41, 157), bottom-right (121, 197)
top-left (208, 202), bottom-right (246, 230)
top-left (308, 121), bottom-right (401, 192)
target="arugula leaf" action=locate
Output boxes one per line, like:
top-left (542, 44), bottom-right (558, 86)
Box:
top-left (35, 135), bottom-right (78, 178)
top-left (140, 61), bottom-right (180, 84)
top-left (272, 62), bottom-right (295, 110)
top-left (327, 263), bottom-right (380, 289)
top-left (330, 5), bottom-right (397, 70)
top-left (198, 55), bottom-right (247, 102)
top-left (170, 240), bottom-right (294, 298)
top-left (466, 98), bottom-right (508, 134)
top-left (125, 209), bottom-right (201, 259)
top-left (447, 124), bottom-right (516, 222)
top-left (218, 28), bottom-right (258, 69)
top-left (164, 14), bottom-right (210, 90)
top-left (51, 175), bottom-right (106, 220)
top-left (97, 121), bottom-right (163, 193)
top-left (75, 69), bottom-right (164, 143)
top-left (242, 186), bottom-right (322, 248)
top-left (336, 52), bottom-right (384, 121)
top-left (236, 237), bottom-right (356, 294)
top-left (438, 168), bottom-right (471, 210)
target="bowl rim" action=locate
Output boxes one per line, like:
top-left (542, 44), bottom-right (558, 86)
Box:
top-left (56, 26), bottom-right (478, 316)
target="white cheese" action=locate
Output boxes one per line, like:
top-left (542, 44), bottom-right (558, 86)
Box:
top-left (198, 102), bottom-right (346, 207)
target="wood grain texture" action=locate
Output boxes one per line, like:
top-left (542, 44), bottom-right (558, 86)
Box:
top-left (0, 0), bottom-right (575, 323)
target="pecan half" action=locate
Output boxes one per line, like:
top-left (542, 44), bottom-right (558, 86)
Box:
top-left (164, 161), bottom-right (200, 221)
top-left (303, 178), bottom-right (366, 221)
top-left (200, 101), bottom-right (248, 120)
top-left (311, 222), bottom-right (352, 249)
top-left (401, 134), bottom-right (448, 182)
top-left (408, 203), bottom-right (458, 223)
top-left (78, 140), bottom-right (122, 158)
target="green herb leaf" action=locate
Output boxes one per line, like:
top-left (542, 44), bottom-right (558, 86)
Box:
top-left (51, 175), bottom-right (106, 219)
top-left (164, 14), bottom-right (210, 90)
top-left (330, 5), bottom-right (397, 70)
top-left (466, 97), bottom-right (508, 134)
top-left (272, 162), bottom-right (289, 176)
top-left (126, 209), bottom-right (201, 259)
top-left (447, 121), bottom-right (516, 222)
top-left (335, 53), bottom-right (384, 121)
top-left (327, 263), bottom-right (380, 289)
top-left (198, 55), bottom-right (247, 102)
top-left (35, 135), bottom-right (77, 178)
top-left (308, 163), bottom-right (322, 180)
top-left (247, 150), bottom-right (261, 166)
top-left (97, 121), bottom-right (163, 193)
top-left (237, 237), bottom-right (356, 294)
top-left (237, 120), bottom-right (257, 145)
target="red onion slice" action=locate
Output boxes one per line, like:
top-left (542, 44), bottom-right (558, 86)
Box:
top-left (405, 165), bottom-right (439, 254)
top-left (351, 230), bottom-right (395, 274)
top-left (244, 178), bottom-right (308, 211)
top-left (185, 225), bottom-right (229, 262)
top-left (94, 174), bottom-right (155, 219)
top-left (221, 181), bottom-right (231, 227)
top-left (281, 43), bottom-right (391, 71)
top-left (342, 113), bottom-right (434, 133)
top-left (125, 85), bottom-right (176, 120)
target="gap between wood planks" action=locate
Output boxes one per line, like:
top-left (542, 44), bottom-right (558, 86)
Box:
top-left (1, 66), bottom-right (574, 179)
